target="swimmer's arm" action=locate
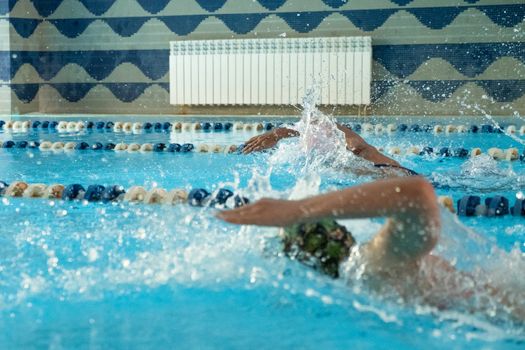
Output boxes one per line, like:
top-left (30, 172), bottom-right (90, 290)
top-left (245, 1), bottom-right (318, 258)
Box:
top-left (217, 176), bottom-right (440, 264)
top-left (243, 127), bottom-right (299, 154)
top-left (244, 124), bottom-right (402, 168)
top-left (299, 176), bottom-right (441, 264)
top-left (335, 124), bottom-right (401, 167)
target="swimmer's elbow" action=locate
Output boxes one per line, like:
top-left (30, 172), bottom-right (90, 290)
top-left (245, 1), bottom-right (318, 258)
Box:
top-left (412, 177), bottom-right (439, 216)
top-left (403, 176), bottom-right (434, 201)
top-left (389, 177), bottom-right (441, 254)
top-left (411, 177), bottom-right (441, 250)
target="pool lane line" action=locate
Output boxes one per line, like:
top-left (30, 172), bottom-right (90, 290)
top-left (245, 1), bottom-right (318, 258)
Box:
top-left (0, 140), bottom-right (240, 154)
top-left (454, 195), bottom-right (525, 217)
top-left (1, 120), bottom-right (525, 135)
top-left (0, 182), bottom-right (249, 208)
top-left (0, 121), bottom-right (273, 134)
top-left (383, 146), bottom-right (522, 161)
top-left (355, 123), bottom-right (525, 135)
top-left (1, 140), bottom-right (523, 161)
top-left (0, 181), bottom-right (522, 218)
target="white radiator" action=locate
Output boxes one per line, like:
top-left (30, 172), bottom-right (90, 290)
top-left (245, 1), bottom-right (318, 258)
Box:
top-left (169, 37), bottom-right (372, 106)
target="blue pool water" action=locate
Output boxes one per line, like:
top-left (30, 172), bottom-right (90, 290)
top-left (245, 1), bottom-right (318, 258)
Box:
top-left (0, 118), bottom-right (524, 349)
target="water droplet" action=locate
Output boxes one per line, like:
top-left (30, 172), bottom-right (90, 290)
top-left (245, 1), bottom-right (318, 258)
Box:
top-left (87, 248), bottom-right (99, 262)
top-left (56, 209), bottom-right (67, 217)
top-left (136, 228), bottom-right (146, 240)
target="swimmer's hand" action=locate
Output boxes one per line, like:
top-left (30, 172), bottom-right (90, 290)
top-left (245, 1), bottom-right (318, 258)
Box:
top-left (243, 128), bottom-right (299, 154)
top-left (216, 198), bottom-right (302, 227)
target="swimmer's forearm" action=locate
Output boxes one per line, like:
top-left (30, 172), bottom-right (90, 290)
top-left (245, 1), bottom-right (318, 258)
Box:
top-left (296, 177), bottom-right (438, 223)
top-left (336, 124), bottom-right (401, 168)
top-left (296, 176), bottom-right (441, 259)
top-left (243, 127), bottom-right (300, 153)
top-left (359, 146), bottom-right (402, 168)
top-left (274, 127), bottom-right (300, 139)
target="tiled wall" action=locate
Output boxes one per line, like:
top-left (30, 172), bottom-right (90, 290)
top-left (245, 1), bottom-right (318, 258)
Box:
top-left (0, 1), bottom-right (11, 114)
top-left (1, 0), bottom-right (524, 116)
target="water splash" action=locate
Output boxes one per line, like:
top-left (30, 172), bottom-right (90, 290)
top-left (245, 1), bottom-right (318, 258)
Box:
top-left (261, 90), bottom-right (525, 334)
top-left (340, 208), bottom-right (525, 335)
top-left (268, 87), bottom-right (372, 194)
top-left (430, 154), bottom-right (525, 192)
top-left (458, 91), bottom-right (525, 146)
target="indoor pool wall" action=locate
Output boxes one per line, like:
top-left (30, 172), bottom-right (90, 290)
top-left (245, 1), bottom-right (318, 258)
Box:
top-left (1, 0), bottom-right (524, 116)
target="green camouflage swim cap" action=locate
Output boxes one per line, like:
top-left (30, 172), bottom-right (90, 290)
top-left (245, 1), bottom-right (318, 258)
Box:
top-left (281, 219), bottom-right (355, 278)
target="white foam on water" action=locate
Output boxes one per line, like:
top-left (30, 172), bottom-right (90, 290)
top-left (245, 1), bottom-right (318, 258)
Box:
top-left (352, 300), bottom-right (402, 325)
top-left (267, 87), bottom-right (374, 191)
top-left (429, 154), bottom-right (525, 192)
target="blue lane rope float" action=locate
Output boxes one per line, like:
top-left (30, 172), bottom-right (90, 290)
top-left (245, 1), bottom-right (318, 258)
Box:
top-left (485, 196), bottom-right (510, 217)
top-left (62, 184), bottom-right (86, 200)
top-left (0, 139), bottom-right (523, 161)
top-left (84, 184), bottom-right (106, 202)
top-left (511, 199), bottom-right (525, 216)
top-left (2, 120), bottom-right (525, 135)
top-left (457, 195), bottom-right (481, 216)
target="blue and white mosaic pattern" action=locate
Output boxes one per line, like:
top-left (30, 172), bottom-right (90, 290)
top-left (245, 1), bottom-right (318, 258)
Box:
top-left (0, 0), bottom-right (524, 115)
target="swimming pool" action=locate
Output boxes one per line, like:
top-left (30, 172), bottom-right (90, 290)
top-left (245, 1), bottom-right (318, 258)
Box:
top-left (0, 115), bottom-right (524, 349)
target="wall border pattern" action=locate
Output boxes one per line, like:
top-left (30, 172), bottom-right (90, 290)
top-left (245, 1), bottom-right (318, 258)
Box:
top-left (1, 0), bottom-right (524, 116)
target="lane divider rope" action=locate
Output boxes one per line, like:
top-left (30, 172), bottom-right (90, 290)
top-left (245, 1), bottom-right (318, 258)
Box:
top-left (1, 120), bottom-right (525, 135)
top-left (1, 140), bottom-right (523, 161)
top-left (0, 140), bottom-right (240, 154)
top-left (0, 121), bottom-right (274, 134)
top-left (0, 181), bottom-right (521, 218)
top-left (353, 123), bottom-right (524, 135)
top-left (382, 146), bottom-right (523, 161)
top-left (388, 195), bottom-right (524, 217)
top-left (452, 195), bottom-right (525, 217)
top-left (0, 181), bottom-right (249, 208)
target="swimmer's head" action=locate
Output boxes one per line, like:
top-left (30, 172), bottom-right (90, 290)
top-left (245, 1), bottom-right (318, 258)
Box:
top-left (281, 219), bottom-right (355, 278)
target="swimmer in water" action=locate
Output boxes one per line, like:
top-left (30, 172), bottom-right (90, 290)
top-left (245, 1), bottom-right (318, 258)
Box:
top-left (218, 126), bottom-right (525, 323)
top-left (242, 123), bottom-right (418, 176)
top-left (217, 176), bottom-right (524, 322)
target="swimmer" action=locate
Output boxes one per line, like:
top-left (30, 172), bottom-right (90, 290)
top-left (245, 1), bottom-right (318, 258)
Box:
top-left (243, 124), bottom-right (417, 177)
top-left (217, 176), bottom-right (524, 322)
